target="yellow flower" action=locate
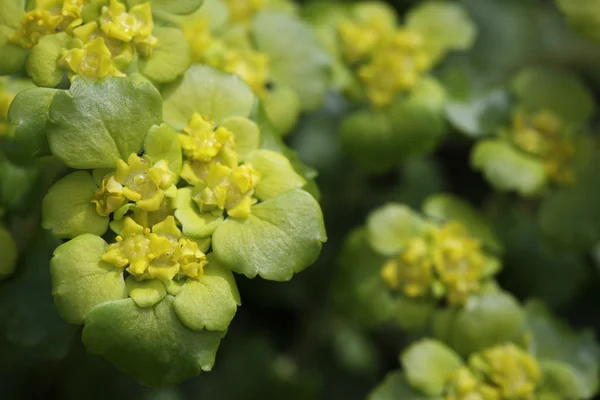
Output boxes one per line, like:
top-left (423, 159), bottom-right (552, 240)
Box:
top-left (60, 37), bottom-right (125, 80)
top-left (179, 113), bottom-right (236, 162)
top-left (381, 237), bottom-right (434, 298)
top-left (445, 368), bottom-right (501, 400)
top-left (432, 222), bottom-right (486, 307)
top-left (184, 18), bottom-right (215, 63)
top-left (469, 344), bottom-right (541, 399)
top-left (511, 110), bottom-right (575, 186)
top-left (92, 176), bottom-right (126, 216)
top-left (100, 0), bottom-right (157, 56)
top-left (358, 30), bottom-right (430, 107)
top-left (103, 216), bottom-right (208, 281)
top-left (220, 49), bottom-right (270, 96)
top-left (338, 17), bottom-right (390, 63)
top-left (109, 153), bottom-right (177, 212)
top-left (225, 0), bottom-right (265, 23)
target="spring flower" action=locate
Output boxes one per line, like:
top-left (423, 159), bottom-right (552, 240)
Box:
top-left (225, 0), bottom-right (266, 22)
top-left (445, 368), bottom-right (500, 400)
top-left (60, 37), bottom-right (125, 80)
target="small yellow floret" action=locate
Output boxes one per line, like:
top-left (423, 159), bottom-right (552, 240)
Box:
top-left (180, 113), bottom-right (235, 162)
top-left (60, 37), bottom-right (125, 80)
top-left (381, 237), bottom-right (433, 298)
top-left (445, 368), bottom-right (500, 400)
top-left (100, 0), bottom-right (157, 56)
top-left (221, 49), bottom-right (270, 96)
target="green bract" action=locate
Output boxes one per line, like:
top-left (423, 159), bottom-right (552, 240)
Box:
top-left (0, 0), bottom-right (204, 86)
top-left (179, 0), bottom-right (329, 136)
top-left (31, 68), bottom-right (325, 385)
top-left (335, 196), bottom-right (508, 338)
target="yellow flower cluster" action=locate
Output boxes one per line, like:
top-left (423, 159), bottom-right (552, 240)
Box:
top-left (226, 0), bottom-right (266, 22)
top-left (184, 8), bottom-right (271, 96)
top-left (511, 110), bottom-right (576, 185)
top-left (10, 0), bottom-right (158, 80)
top-left (381, 221), bottom-right (489, 307)
top-left (446, 344), bottom-right (541, 400)
top-left (179, 113), bottom-right (261, 219)
top-left (102, 216), bottom-right (208, 281)
top-left (338, 18), bottom-right (431, 106)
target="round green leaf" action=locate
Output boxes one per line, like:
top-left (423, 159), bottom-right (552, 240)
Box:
top-left (26, 33), bottom-right (70, 88)
top-left (82, 296), bottom-right (224, 386)
top-left (0, 225), bottom-right (17, 278)
top-left (48, 77), bottom-right (162, 169)
top-left (432, 291), bottom-right (524, 356)
top-left (126, 277), bottom-right (166, 308)
top-left (162, 65), bottom-right (256, 130)
top-left (245, 149), bottom-right (305, 201)
top-left (252, 11), bottom-right (329, 110)
top-left (139, 26), bottom-right (191, 84)
top-left (128, 0), bottom-right (204, 15)
top-left (173, 255), bottom-right (241, 331)
top-left (0, 0), bottom-right (25, 28)
top-left (401, 339), bottom-right (463, 396)
top-left (262, 84), bottom-right (301, 136)
top-left (42, 171), bottom-right (108, 239)
top-left (422, 193), bottom-right (502, 253)
top-left (8, 87), bottom-right (58, 157)
top-left (368, 370), bottom-right (432, 400)
top-left (471, 139), bottom-right (548, 196)
top-left (51, 234), bottom-right (127, 324)
top-left (212, 188), bottom-right (326, 281)
top-left (406, 1), bottom-right (476, 62)
top-left (174, 187), bottom-right (224, 239)
top-left (143, 123), bottom-right (182, 174)
top-left (220, 116), bottom-right (260, 160)
top-left (511, 66), bottom-right (595, 124)
top-left (366, 204), bottom-right (426, 256)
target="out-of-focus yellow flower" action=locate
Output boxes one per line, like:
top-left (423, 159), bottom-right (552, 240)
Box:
top-left (445, 368), bottom-right (501, 400)
top-left (381, 237), bottom-right (433, 298)
top-left (511, 110), bottom-right (575, 185)
top-left (225, 0), bottom-right (265, 23)
top-left (60, 37), bottom-right (125, 80)
top-left (220, 49), bottom-right (270, 96)
top-left (469, 344), bottom-right (541, 399)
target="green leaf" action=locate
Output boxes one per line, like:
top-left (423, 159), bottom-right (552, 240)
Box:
top-left (445, 90), bottom-right (510, 138)
top-left (366, 204), bottom-right (426, 256)
top-left (0, 25), bottom-right (28, 76)
top-left (471, 139), bottom-right (548, 196)
top-left (126, 277), bottom-right (166, 308)
top-left (245, 149), bottom-right (305, 201)
top-left (524, 300), bottom-right (600, 398)
top-left (162, 65), bottom-right (256, 131)
top-left (82, 296), bottom-right (224, 386)
top-left (48, 77), bottom-right (162, 169)
top-left (51, 234), bottom-right (127, 324)
top-left (8, 87), bottom-right (58, 157)
top-left (422, 193), bottom-right (502, 253)
top-left (262, 84), bottom-right (301, 135)
top-left (401, 339), bottom-right (463, 396)
top-left (212, 189), bottom-right (326, 281)
top-left (0, 0), bottom-right (25, 28)
top-left (369, 371), bottom-right (433, 400)
top-left (42, 171), bottom-right (108, 239)
top-left (139, 26), bottom-right (191, 84)
top-left (0, 225), bottom-right (17, 278)
top-left (143, 124), bottom-right (182, 174)
top-left (173, 255), bottom-right (240, 331)
top-left (511, 67), bottom-right (595, 124)
top-left (556, 0), bottom-right (600, 44)
top-left (174, 187), bottom-right (223, 239)
top-left (433, 291), bottom-right (524, 356)
top-left (26, 33), bottom-right (71, 88)
top-left (406, 1), bottom-right (476, 62)
top-left (252, 11), bottom-right (329, 110)
top-left (220, 116), bottom-right (260, 160)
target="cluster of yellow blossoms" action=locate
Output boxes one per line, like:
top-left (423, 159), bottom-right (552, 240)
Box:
top-left (10, 0), bottom-right (157, 80)
top-left (337, 16), bottom-right (431, 106)
top-left (511, 110), bottom-right (576, 185)
top-left (179, 113), bottom-right (261, 219)
top-left (381, 221), bottom-right (489, 306)
top-left (184, 1), bottom-right (271, 96)
top-left (446, 344), bottom-right (541, 400)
